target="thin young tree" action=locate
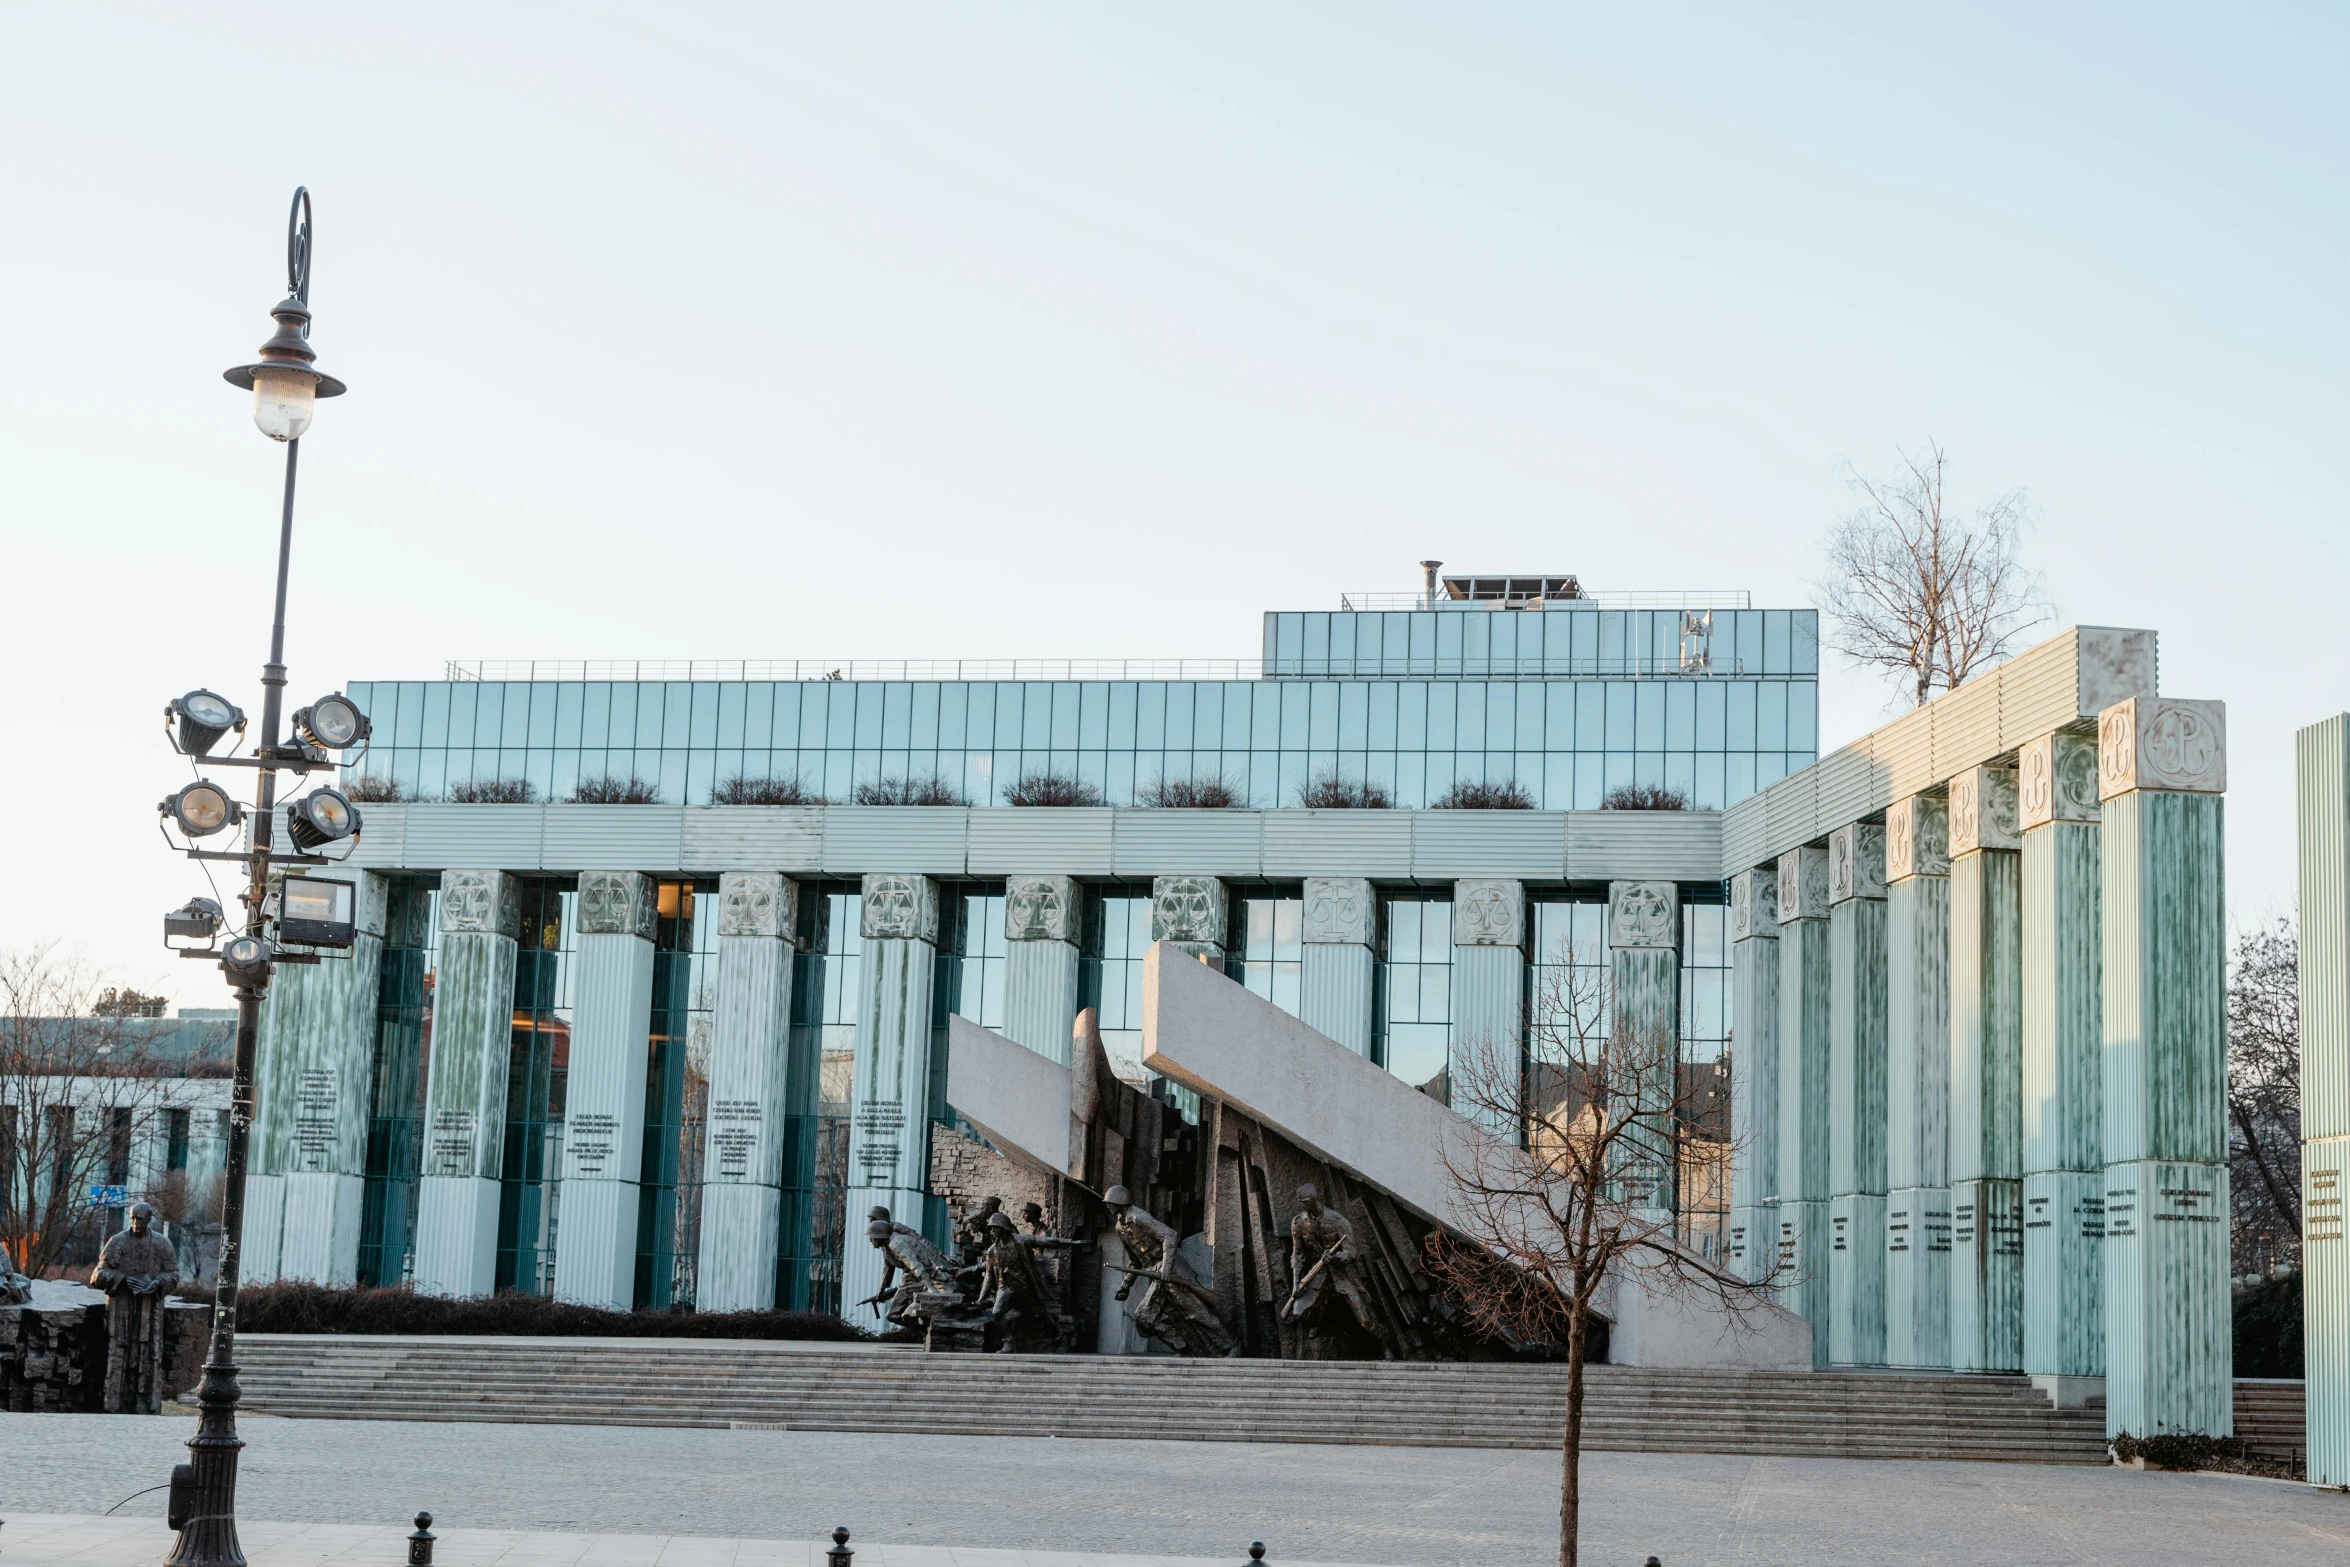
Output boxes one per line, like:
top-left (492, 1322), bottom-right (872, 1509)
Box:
top-left (2227, 917), bottom-right (2301, 1275)
top-left (1818, 441), bottom-right (2047, 707)
top-left (1425, 945), bottom-right (1776, 1567)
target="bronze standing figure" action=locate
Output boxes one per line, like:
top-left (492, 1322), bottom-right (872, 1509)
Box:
top-left (90, 1201), bottom-right (181, 1413)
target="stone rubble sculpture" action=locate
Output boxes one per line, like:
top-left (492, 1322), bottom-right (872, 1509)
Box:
top-left (1103, 1184), bottom-right (1238, 1358)
top-left (89, 1201), bottom-right (181, 1414)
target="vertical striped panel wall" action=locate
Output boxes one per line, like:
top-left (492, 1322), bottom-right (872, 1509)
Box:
top-left (2296, 716), bottom-right (2350, 1482)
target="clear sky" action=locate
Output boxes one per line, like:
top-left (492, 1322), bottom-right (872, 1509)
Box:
top-left (3, 4), bottom-right (2342, 1007)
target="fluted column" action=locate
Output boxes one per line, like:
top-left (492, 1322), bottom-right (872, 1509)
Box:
top-left (1608, 881), bottom-right (1681, 1220)
top-left (840, 873), bottom-right (942, 1319)
top-left (2297, 714), bottom-right (2350, 1485)
top-left (1727, 868), bottom-right (1780, 1283)
top-left (695, 872), bottom-right (798, 1313)
top-left (2100, 697), bottom-right (2231, 1439)
top-left (1453, 880), bottom-right (1526, 1106)
top-left (1827, 824), bottom-right (1889, 1367)
top-left (2019, 731), bottom-right (2107, 1398)
top-left (553, 871), bottom-right (658, 1310)
top-left (412, 871), bottom-right (521, 1298)
top-left (1884, 793), bottom-right (1952, 1368)
top-left (1001, 877), bottom-right (1080, 1064)
top-left (1775, 844), bottom-right (1831, 1363)
top-left (1300, 877), bottom-right (1374, 1056)
top-left (1950, 763), bottom-right (2024, 1372)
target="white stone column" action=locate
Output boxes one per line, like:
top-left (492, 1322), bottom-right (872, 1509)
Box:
top-left (1002, 876), bottom-right (1081, 1064)
top-left (553, 871), bottom-right (659, 1310)
top-left (840, 873), bottom-right (942, 1319)
top-left (2099, 697), bottom-right (2231, 1439)
top-left (252, 870), bottom-right (389, 1289)
top-left (412, 871), bottom-right (521, 1298)
top-left (1728, 868), bottom-right (1780, 1284)
top-left (1150, 875), bottom-right (1228, 962)
top-left (1827, 824), bottom-right (1889, 1367)
top-left (1608, 881), bottom-right (1680, 1220)
top-left (2297, 713), bottom-right (2350, 1486)
top-left (1950, 763), bottom-right (2024, 1373)
top-left (2018, 731), bottom-right (2107, 1400)
top-left (1774, 844), bottom-right (1831, 1364)
top-left (1884, 793), bottom-right (1952, 1368)
top-left (695, 872), bottom-right (798, 1314)
top-left (1300, 877), bottom-right (1374, 1056)
top-left (1452, 880), bottom-right (1526, 1103)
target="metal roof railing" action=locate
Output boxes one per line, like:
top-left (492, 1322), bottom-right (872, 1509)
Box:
top-left (1335, 590), bottom-right (1755, 612)
top-left (443, 659), bottom-right (1270, 683)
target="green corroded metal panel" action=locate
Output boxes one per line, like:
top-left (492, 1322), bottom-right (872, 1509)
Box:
top-left (1950, 851), bottom-right (2022, 1183)
top-left (2101, 790), bottom-right (2227, 1164)
top-left (2299, 716), bottom-right (2350, 1142)
top-left (1829, 1191), bottom-right (1887, 1366)
top-left (2103, 1158), bottom-right (2231, 1438)
top-left (1950, 1176), bottom-right (2023, 1371)
top-left (1733, 933), bottom-right (1781, 1209)
top-left (1829, 899), bottom-right (1889, 1198)
top-left (1885, 1185), bottom-right (1951, 1367)
top-left (253, 930), bottom-right (383, 1178)
top-left (1777, 917), bottom-right (1832, 1205)
top-left (421, 930), bottom-right (520, 1180)
top-left (2306, 1137), bottom-right (2350, 1484)
top-left (1887, 875), bottom-right (1950, 1191)
top-left (2023, 1168), bottom-right (2104, 1378)
top-left (2022, 822), bottom-right (2102, 1174)
top-left (1776, 1198), bottom-right (1831, 1368)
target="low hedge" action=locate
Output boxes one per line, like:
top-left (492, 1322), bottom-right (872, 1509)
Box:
top-left (210, 1280), bottom-right (872, 1341)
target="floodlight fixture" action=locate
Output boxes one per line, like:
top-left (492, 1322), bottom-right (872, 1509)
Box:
top-left (285, 787), bottom-right (361, 851)
top-left (222, 189), bottom-right (346, 441)
top-left (162, 780), bottom-right (244, 839)
top-left (292, 692), bottom-right (370, 751)
top-left (167, 690), bottom-right (246, 757)
top-left (279, 876), bottom-right (356, 948)
top-left (165, 898), bottom-right (224, 943)
top-left (219, 934), bottom-right (272, 991)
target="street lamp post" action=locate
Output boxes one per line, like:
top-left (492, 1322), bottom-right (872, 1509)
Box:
top-left (160, 187), bottom-right (357, 1567)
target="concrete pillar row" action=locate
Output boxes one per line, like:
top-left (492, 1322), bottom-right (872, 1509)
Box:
top-left (1607, 880), bottom-right (1681, 1221)
top-left (1827, 823), bottom-right (1889, 1368)
top-left (1950, 763), bottom-right (2025, 1373)
top-left (1002, 876), bottom-right (1081, 1064)
top-left (1299, 877), bottom-right (1375, 1057)
top-left (412, 870), bottom-right (522, 1299)
top-left (695, 872), bottom-right (799, 1314)
top-left (1727, 867), bottom-right (1779, 1284)
top-left (1775, 843), bottom-right (1832, 1365)
top-left (840, 873), bottom-right (943, 1320)
top-left (555, 871), bottom-right (659, 1311)
top-left (2296, 713), bottom-right (2350, 1485)
top-left (1884, 793), bottom-right (1953, 1369)
top-left (1452, 879), bottom-right (1526, 1096)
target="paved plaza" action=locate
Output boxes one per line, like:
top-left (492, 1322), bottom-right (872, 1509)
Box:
top-left (5, 1414), bottom-right (2348, 1566)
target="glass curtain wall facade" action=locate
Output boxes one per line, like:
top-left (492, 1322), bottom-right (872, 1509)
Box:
top-left (636, 879), bottom-right (715, 1308)
top-left (1374, 895), bottom-right (1453, 1097)
top-left (1229, 892), bottom-right (1304, 1017)
top-left (777, 885), bottom-right (857, 1314)
top-left (357, 878), bottom-right (438, 1286)
top-left (496, 879), bottom-right (576, 1295)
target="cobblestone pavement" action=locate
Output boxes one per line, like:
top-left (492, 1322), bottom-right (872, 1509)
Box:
top-left (4, 1414), bottom-right (2345, 1567)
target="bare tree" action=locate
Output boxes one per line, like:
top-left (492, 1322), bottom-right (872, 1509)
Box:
top-left (1425, 948), bottom-right (1775, 1567)
top-left (0, 946), bottom-right (175, 1277)
top-left (2227, 917), bottom-right (2300, 1275)
top-left (1818, 441), bottom-right (2047, 707)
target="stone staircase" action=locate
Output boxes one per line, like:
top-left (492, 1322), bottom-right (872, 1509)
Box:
top-left (2231, 1379), bottom-right (2307, 1460)
top-left (237, 1335), bottom-right (2124, 1462)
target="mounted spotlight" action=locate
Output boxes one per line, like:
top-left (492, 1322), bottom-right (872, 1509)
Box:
top-left (165, 898), bottom-right (224, 943)
top-left (162, 780), bottom-right (245, 839)
top-left (219, 934), bottom-right (273, 991)
top-left (167, 690), bottom-right (246, 757)
top-left (292, 692), bottom-right (370, 752)
top-left (279, 876), bottom-right (356, 948)
top-left (285, 787), bottom-right (361, 851)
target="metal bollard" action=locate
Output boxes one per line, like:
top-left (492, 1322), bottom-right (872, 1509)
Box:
top-left (827, 1526), bottom-right (853, 1567)
top-left (1244, 1545), bottom-right (1267, 1564)
top-left (1645, 1557), bottom-right (1662, 1566)
top-left (408, 1512), bottom-right (435, 1565)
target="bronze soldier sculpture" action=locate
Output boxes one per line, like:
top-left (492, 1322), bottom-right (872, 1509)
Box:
top-left (89, 1201), bottom-right (181, 1412)
top-left (1102, 1184), bottom-right (1237, 1357)
top-left (857, 1205), bottom-right (958, 1333)
top-left (977, 1210), bottom-right (1075, 1352)
top-left (1284, 1184), bottom-right (1386, 1357)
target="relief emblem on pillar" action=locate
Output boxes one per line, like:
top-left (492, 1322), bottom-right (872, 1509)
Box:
top-left (438, 870), bottom-right (521, 939)
top-left (2017, 732), bottom-right (2101, 828)
top-left (576, 871), bottom-right (658, 938)
top-left (716, 871), bottom-right (796, 939)
top-left (1454, 879), bottom-right (1525, 947)
top-left (861, 874), bottom-right (941, 943)
top-left (1730, 867), bottom-right (1780, 940)
top-left (2097, 696), bottom-right (2227, 799)
top-left (1004, 876), bottom-right (1078, 942)
top-left (1884, 794), bottom-right (1949, 880)
top-left (1827, 824), bottom-right (1887, 903)
top-left (1777, 846), bottom-right (1830, 922)
top-left (1607, 881), bottom-right (1680, 949)
top-left (1302, 877), bottom-right (1373, 946)
top-left (1948, 765), bottom-right (2020, 855)
top-left (1149, 876), bottom-right (1226, 946)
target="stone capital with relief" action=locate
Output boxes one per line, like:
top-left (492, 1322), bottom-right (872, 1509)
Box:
top-left (438, 869), bottom-right (521, 939)
top-left (1730, 867), bottom-right (1779, 941)
top-left (1453, 879), bottom-right (1525, 948)
top-left (716, 872), bottom-right (797, 939)
top-left (861, 873), bottom-right (942, 943)
top-left (1948, 765), bottom-right (2020, 855)
top-left (2098, 696), bottom-right (2227, 799)
top-left (1004, 875), bottom-right (1078, 943)
top-left (1149, 876), bottom-right (1226, 947)
top-left (577, 870), bottom-right (659, 938)
top-left (2018, 732), bottom-right (2101, 829)
top-left (1884, 794), bottom-right (1949, 881)
top-left (1302, 877), bottom-right (1373, 947)
top-left (1608, 880), bottom-right (1679, 949)
top-left (1777, 845), bottom-right (1830, 922)
top-left (1828, 823), bottom-right (1886, 903)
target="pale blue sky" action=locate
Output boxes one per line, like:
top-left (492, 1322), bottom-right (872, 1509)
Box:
top-left (3, 4), bottom-right (2342, 1002)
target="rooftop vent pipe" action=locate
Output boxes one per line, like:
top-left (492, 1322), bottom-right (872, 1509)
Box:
top-left (1420, 560), bottom-right (1442, 608)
